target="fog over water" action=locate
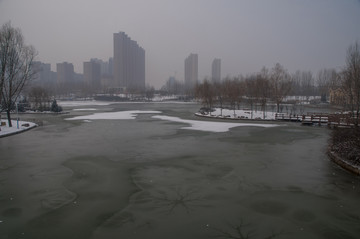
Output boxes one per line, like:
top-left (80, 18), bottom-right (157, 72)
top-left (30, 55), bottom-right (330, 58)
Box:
top-left (1, 102), bottom-right (359, 239)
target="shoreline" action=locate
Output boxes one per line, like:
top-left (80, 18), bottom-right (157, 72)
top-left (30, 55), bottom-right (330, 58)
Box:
top-left (0, 120), bottom-right (37, 138)
top-left (327, 149), bottom-right (360, 175)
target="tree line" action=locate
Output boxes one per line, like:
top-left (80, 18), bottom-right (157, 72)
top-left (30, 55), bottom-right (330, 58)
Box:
top-left (195, 42), bottom-right (360, 120)
top-left (195, 63), bottom-right (307, 116)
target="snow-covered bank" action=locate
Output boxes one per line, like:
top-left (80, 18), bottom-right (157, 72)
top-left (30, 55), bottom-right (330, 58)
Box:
top-left (197, 108), bottom-right (278, 120)
top-left (0, 120), bottom-right (37, 138)
top-left (65, 109), bottom-right (279, 133)
top-left (152, 115), bottom-right (279, 132)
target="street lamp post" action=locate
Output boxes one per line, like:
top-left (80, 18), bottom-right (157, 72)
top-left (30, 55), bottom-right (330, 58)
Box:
top-left (16, 102), bottom-right (19, 129)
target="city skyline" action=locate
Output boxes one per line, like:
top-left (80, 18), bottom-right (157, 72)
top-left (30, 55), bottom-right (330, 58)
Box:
top-left (1, 0), bottom-right (359, 88)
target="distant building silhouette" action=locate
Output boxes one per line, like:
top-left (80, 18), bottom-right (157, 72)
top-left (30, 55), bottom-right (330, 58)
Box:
top-left (184, 53), bottom-right (198, 91)
top-left (83, 61), bottom-right (101, 90)
top-left (56, 62), bottom-right (74, 84)
top-left (212, 58), bottom-right (221, 83)
top-left (32, 61), bottom-right (56, 87)
top-left (113, 32), bottom-right (145, 91)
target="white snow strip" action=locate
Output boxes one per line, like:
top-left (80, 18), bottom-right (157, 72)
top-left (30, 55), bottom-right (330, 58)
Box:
top-left (152, 115), bottom-right (279, 132)
top-left (66, 110), bottom-right (162, 120)
top-left (58, 101), bottom-right (113, 107)
top-left (209, 108), bottom-right (277, 120)
top-left (73, 108), bottom-right (97, 111)
top-left (0, 120), bottom-right (37, 137)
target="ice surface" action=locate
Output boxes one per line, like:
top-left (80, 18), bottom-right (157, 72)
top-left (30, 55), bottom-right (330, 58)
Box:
top-left (152, 115), bottom-right (279, 132)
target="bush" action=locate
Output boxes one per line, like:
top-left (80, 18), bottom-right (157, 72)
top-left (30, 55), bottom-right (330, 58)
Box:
top-left (50, 100), bottom-right (63, 112)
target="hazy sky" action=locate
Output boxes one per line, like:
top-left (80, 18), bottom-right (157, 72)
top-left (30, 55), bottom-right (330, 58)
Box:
top-left (1, 0), bottom-right (359, 88)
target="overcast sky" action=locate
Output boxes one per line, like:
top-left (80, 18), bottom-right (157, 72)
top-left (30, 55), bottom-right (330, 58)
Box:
top-left (0, 0), bottom-right (359, 88)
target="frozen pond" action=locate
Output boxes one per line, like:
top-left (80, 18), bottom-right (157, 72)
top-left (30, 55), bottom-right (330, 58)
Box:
top-left (1, 102), bottom-right (359, 239)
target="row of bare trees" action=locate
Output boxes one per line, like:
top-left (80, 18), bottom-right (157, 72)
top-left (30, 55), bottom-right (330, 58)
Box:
top-left (0, 22), bottom-right (37, 127)
top-left (340, 41), bottom-right (360, 123)
top-left (195, 63), bottom-right (292, 115)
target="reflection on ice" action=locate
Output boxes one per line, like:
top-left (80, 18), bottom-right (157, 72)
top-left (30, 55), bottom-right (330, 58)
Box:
top-left (152, 115), bottom-right (280, 132)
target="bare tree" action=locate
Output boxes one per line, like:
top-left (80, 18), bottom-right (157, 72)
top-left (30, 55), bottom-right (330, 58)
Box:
top-left (245, 76), bottom-right (257, 119)
top-left (0, 22), bottom-right (37, 127)
top-left (256, 67), bottom-right (270, 119)
top-left (317, 68), bottom-right (338, 102)
top-left (223, 78), bottom-right (237, 116)
top-left (343, 41), bottom-right (360, 123)
top-left (28, 86), bottom-right (51, 111)
top-left (213, 81), bottom-right (225, 116)
top-left (195, 79), bottom-right (215, 113)
top-left (300, 71), bottom-right (315, 102)
top-left (270, 63), bottom-right (292, 112)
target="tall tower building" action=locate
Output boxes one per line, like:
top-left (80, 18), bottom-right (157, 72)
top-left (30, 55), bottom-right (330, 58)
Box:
top-left (83, 61), bottom-right (101, 90)
top-left (184, 53), bottom-right (198, 91)
top-left (113, 32), bottom-right (145, 91)
top-left (212, 58), bottom-right (221, 83)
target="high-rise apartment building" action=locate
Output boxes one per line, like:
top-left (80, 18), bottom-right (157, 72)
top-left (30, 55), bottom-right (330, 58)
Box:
top-left (56, 62), bottom-right (74, 84)
top-left (184, 53), bottom-right (198, 91)
top-left (212, 58), bottom-right (221, 83)
top-left (113, 32), bottom-right (145, 91)
top-left (83, 61), bottom-right (101, 89)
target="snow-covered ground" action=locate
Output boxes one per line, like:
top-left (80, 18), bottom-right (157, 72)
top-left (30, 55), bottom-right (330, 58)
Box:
top-left (66, 110), bottom-right (279, 133)
top-left (0, 120), bottom-right (37, 137)
top-left (198, 108), bottom-right (278, 120)
top-left (152, 115), bottom-right (279, 132)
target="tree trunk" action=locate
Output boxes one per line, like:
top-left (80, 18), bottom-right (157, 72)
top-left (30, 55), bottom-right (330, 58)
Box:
top-left (7, 110), bottom-right (12, 127)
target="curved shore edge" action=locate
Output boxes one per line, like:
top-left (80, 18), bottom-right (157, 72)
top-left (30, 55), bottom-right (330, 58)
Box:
top-left (327, 149), bottom-right (360, 175)
top-left (0, 123), bottom-right (37, 138)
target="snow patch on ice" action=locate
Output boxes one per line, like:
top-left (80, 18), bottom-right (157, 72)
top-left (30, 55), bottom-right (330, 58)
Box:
top-left (59, 100), bottom-right (113, 107)
top-left (66, 110), bottom-right (162, 121)
top-left (152, 115), bottom-right (279, 132)
top-left (73, 108), bottom-right (97, 111)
